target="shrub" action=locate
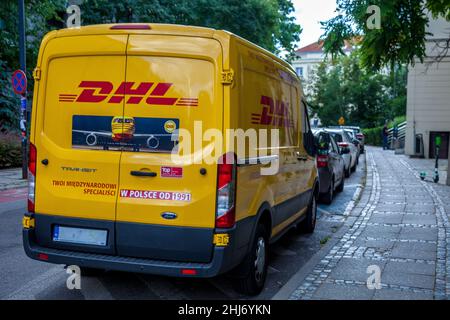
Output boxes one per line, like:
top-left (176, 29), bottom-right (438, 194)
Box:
top-left (0, 132), bottom-right (23, 168)
top-left (363, 116), bottom-right (406, 146)
top-left (363, 127), bottom-right (383, 146)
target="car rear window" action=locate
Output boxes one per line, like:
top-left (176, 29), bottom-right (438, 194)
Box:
top-left (329, 132), bottom-right (343, 143)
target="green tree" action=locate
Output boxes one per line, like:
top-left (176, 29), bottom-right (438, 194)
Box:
top-left (307, 53), bottom-right (407, 128)
top-left (0, 0), bottom-right (66, 131)
top-left (80, 0), bottom-right (301, 56)
top-left (0, 0), bottom-right (301, 131)
top-left (321, 0), bottom-right (450, 70)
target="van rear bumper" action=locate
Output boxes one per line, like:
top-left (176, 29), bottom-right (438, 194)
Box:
top-left (23, 228), bottom-right (237, 278)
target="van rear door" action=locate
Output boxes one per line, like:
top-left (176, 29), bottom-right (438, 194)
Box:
top-left (115, 35), bottom-right (223, 263)
top-left (34, 35), bottom-right (127, 248)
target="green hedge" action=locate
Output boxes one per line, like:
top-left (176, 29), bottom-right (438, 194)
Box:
top-left (363, 127), bottom-right (383, 146)
top-left (0, 132), bottom-right (22, 169)
top-left (363, 116), bottom-right (406, 146)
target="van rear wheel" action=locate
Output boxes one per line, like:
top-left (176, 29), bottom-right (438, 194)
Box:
top-left (232, 224), bottom-right (268, 296)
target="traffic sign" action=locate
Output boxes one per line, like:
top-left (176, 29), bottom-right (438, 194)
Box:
top-left (338, 116), bottom-right (345, 126)
top-left (11, 69), bottom-right (27, 95)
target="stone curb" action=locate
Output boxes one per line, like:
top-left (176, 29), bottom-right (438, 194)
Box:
top-left (272, 153), bottom-right (371, 300)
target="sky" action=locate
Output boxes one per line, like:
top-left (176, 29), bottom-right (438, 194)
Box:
top-left (292, 0), bottom-right (338, 49)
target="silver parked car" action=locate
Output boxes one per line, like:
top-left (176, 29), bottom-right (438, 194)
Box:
top-left (326, 128), bottom-right (359, 177)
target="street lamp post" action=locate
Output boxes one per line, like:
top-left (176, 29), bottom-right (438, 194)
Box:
top-left (18, 0), bottom-right (27, 180)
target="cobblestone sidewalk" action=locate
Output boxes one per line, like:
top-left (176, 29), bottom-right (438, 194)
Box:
top-left (0, 168), bottom-right (27, 191)
top-left (275, 147), bottom-right (450, 300)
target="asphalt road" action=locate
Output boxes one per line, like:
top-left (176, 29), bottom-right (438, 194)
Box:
top-left (0, 155), bottom-right (365, 300)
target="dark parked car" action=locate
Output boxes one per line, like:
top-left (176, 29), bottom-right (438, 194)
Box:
top-left (313, 129), bottom-right (346, 204)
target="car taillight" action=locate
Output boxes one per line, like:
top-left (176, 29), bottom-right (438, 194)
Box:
top-left (317, 155), bottom-right (329, 168)
top-left (356, 133), bottom-right (364, 139)
top-left (28, 143), bottom-right (36, 213)
top-left (338, 142), bottom-right (349, 148)
top-left (215, 153), bottom-right (237, 229)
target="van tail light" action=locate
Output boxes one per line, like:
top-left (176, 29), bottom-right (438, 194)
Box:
top-left (338, 142), bottom-right (349, 148)
top-left (356, 133), bottom-right (364, 140)
top-left (316, 155), bottom-right (329, 168)
top-left (215, 153), bottom-right (237, 229)
top-left (28, 143), bottom-right (36, 213)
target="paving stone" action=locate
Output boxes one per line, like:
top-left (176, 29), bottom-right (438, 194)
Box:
top-left (399, 227), bottom-right (438, 241)
top-left (329, 258), bottom-right (386, 283)
top-left (375, 203), bottom-right (405, 212)
top-left (382, 271), bottom-right (435, 290)
top-left (384, 261), bottom-right (435, 276)
top-left (373, 289), bottom-right (433, 300)
top-left (402, 215), bottom-right (437, 226)
top-left (360, 225), bottom-right (401, 239)
top-left (314, 283), bottom-right (375, 300)
top-left (353, 238), bottom-right (395, 249)
top-left (369, 213), bottom-right (403, 225)
top-left (405, 204), bottom-right (435, 213)
top-left (391, 242), bottom-right (437, 261)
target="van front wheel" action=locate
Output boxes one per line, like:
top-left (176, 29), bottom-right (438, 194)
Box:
top-left (232, 224), bottom-right (268, 296)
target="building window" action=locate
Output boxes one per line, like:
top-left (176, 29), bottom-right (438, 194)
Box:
top-left (296, 67), bottom-right (303, 77)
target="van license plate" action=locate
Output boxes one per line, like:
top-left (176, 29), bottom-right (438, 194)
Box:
top-left (53, 226), bottom-right (107, 246)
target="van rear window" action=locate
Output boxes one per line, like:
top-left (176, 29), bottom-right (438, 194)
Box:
top-left (72, 115), bottom-right (178, 153)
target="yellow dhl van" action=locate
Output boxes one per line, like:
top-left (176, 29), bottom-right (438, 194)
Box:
top-left (23, 23), bottom-right (319, 295)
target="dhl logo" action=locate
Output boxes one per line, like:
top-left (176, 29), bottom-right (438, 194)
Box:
top-left (251, 95), bottom-right (293, 128)
top-left (59, 81), bottom-right (198, 107)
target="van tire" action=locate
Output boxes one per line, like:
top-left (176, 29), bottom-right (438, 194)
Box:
top-left (232, 224), bottom-right (269, 296)
top-left (298, 194), bottom-right (317, 233)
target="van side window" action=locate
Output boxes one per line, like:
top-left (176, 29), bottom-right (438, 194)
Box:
top-left (301, 101), bottom-right (315, 156)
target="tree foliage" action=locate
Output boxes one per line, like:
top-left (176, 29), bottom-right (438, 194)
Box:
top-left (0, 0), bottom-right (301, 132)
top-left (321, 0), bottom-right (450, 70)
top-left (307, 52), bottom-right (407, 128)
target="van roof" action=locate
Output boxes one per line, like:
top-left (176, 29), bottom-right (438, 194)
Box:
top-left (52, 23), bottom-right (297, 78)
top-left (54, 23), bottom-right (217, 38)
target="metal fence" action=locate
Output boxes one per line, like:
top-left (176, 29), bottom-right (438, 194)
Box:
top-left (387, 121), bottom-right (407, 149)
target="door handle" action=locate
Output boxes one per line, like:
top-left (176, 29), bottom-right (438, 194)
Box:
top-left (130, 170), bottom-right (157, 177)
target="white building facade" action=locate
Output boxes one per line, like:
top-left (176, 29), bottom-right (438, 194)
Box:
top-left (405, 16), bottom-right (450, 161)
top-left (291, 41), bottom-right (355, 85)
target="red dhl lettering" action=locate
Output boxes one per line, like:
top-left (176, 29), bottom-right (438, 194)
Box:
top-left (59, 81), bottom-right (198, 107)
top-left (251, 95), bottom-right (293, 128)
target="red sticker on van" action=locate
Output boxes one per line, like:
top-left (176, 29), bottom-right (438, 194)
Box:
top-left (160, 166), bottom-right (183, 178)
top-left (59, 81), bottom-right (198, 106)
